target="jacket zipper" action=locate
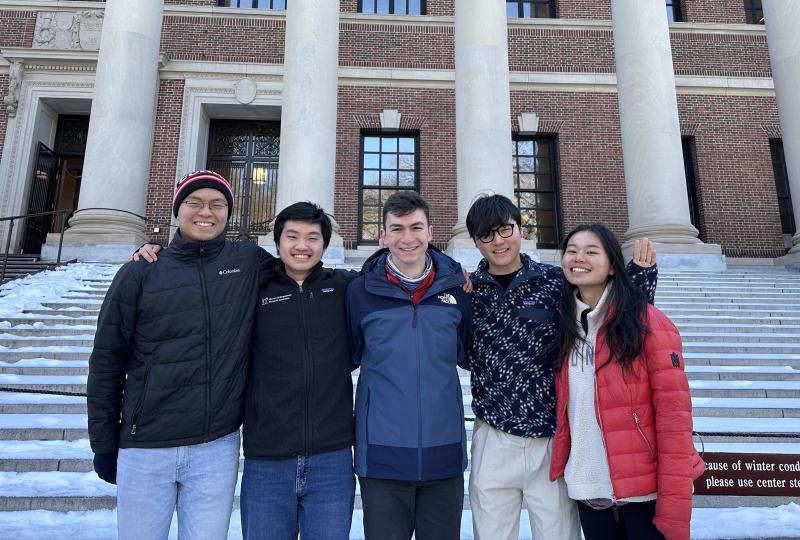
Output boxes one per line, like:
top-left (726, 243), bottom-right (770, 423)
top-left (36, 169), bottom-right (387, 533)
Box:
top-left (594, 375), bottom-right (619, 516)
top-left (298, 282), bottom-right (313, 455)
top-left (130, 364), bottom-right (152, 435)
top-left (413, 301), bottom-right (422, 480)
top-left (198, 244), bottom-right (212, 442)
top-left (633, 410), bottom-right (657, 461)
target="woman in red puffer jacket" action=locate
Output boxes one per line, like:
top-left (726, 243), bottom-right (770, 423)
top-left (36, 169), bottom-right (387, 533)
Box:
top-left (549, 223), bottom-right (705, 540)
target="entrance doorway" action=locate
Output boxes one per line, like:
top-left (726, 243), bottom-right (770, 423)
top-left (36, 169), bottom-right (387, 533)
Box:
top-left (21, 115), bottom-right (88, 254)
top-left (206, 120), bottom-right (280, 239)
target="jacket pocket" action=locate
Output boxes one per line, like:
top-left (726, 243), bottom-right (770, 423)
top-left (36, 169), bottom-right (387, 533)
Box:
top-left (129, 365), bottom-right (152, 436)
top-left (632, 409), bottom-right (657, 461)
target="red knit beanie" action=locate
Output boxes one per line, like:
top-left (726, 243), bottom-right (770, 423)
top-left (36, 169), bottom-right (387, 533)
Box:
top-left (172, 170), bottom-right (234, 220)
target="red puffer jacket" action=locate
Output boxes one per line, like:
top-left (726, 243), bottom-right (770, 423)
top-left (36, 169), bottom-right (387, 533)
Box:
top-left (550, 304), bottom-right (705, 540)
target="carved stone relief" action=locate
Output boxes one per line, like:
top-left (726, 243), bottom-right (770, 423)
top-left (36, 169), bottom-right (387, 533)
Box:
top-left (33, 11), bottom-right (104, 51)
top-left (4, 62), bottom-right (23, 117)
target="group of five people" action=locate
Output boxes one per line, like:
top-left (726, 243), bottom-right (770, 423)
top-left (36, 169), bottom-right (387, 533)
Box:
top-left (87, 170), bottom-right (704, 540)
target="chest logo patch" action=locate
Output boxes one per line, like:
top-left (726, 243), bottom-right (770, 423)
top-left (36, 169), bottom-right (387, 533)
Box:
top-left (438, 293), bottom-right (457, 305)
top-left (261, 294), bottom-right (292, 306)
top-left (219, 268), bottom-right (240, 276)
top-left (322, 287), bottom-right (335, 293)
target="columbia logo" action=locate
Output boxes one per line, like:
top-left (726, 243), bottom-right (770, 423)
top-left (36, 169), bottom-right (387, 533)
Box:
top-left (219, 268), bottom-right (241, 276)
top-left (438, 293), bottom-right (457, 305)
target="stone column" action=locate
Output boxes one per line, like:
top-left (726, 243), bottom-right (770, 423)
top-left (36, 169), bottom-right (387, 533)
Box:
top-left (449, 0), bottom-right (522, 266)
top-left (269, 0), bottom-right (343, 263)
top-left (611, 0), bottom-right (723, 270)
top-left (763, 2), bottom-right (800, 262)
top-left (48, 0), bottom-right (164, 262)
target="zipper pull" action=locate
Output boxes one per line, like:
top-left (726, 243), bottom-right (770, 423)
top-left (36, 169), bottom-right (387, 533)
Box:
top-left (412, 305), bottom-right (418, 328)
top-left (611, 501), bottom-right (620, 523)
top-left (130, 424), bottom-right (137, 435)
top-left (633, 411), bottom-right (640, 424)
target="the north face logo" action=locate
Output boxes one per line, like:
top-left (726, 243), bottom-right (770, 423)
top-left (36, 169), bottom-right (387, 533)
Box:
top-left (671, 352), bottom-right (681, 368)
top-left (438, 293), bottom-right (457, 305)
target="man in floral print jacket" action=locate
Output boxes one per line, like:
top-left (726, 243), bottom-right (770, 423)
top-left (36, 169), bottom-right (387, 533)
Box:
top-left (465, 194), bottom-right (657, 540)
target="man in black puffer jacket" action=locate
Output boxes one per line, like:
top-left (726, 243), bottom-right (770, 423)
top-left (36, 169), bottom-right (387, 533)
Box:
top-left (240, 202), bottom-right (357, 540)
top-left (87, 171), bottom-right (271, 540)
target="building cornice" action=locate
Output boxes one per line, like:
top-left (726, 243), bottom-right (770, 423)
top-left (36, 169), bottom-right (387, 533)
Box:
top-left (0, 2), bottom-right (768, 38)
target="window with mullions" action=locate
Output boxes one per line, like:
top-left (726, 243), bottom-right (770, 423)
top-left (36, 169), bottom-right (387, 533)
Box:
top-left (218, 0), bottom-right (287, 9)
top-left (506, 0), bottom-right (556, 18)
top-left (359, 134), bottom-right (419, 242)
top-left (666, 0), bottom-right (683, 22)
top-left (744, 0), bottom-right (763, 24)
top-left (512, 137), bottom-right (560, 248)
top-left (359, 0), bottom-right (425, 15)
top-left (770, 140), bottom-right (795, 239)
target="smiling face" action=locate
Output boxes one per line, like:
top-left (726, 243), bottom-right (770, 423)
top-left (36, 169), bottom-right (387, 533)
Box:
top-left (380, 209), bottom-right (433, 278)
top-left (475, 222), bottom-right (523, 276)
top-left (278, 219), bottom-right (325, 282)
top-left (176, 187), bottom-right (228, 243)
top-left (562, 230), bottom-right (614, 304)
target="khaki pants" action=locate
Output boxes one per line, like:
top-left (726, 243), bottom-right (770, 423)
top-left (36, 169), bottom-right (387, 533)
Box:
top-left (469, 419), bottom-right (581, 540)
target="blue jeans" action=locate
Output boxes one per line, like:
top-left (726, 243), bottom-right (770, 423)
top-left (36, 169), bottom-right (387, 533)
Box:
top-left (116, 430), bottom-right (240, 540)
top-left (240, 447), bottom-right (355, 540)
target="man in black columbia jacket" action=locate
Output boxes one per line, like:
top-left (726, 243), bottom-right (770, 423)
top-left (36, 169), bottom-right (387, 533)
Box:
top-left (240, 202), bottom-right (357, 540)
top-left (87, 171), bottom-right (271, 540)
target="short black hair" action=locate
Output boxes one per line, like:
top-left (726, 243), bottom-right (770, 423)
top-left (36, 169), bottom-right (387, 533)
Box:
top-left (382, 191), bottom-right (431, 227)
top-left (273, 202), bottom-right (333, 248)
top-left (466, 194), bottom-right (522, 241)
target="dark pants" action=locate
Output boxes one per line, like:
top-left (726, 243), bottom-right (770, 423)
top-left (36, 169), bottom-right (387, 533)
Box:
top-left (577, 499), bottom-right (666, 540)
top-left (358, 474), bottom-right (464, 540)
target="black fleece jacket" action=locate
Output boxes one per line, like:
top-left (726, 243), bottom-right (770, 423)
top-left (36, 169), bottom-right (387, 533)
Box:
top-left (243, 259), bottom-right (357, 459)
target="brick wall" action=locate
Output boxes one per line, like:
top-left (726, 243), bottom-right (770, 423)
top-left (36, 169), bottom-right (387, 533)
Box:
top-left (339, 22), bottom-right (453, 70)
top-left (677, 94), bottom-right (785, 257)
top-left (509, 27), bottom-right (615, 73)
top-left (671, 32), bottom-right (771, 78)
top-left (0, 10), bottom-right (35, 48)
top-left (681, 0), bottom-right (746, 24)
top-left (144, 80), bottom-right (186, 246)
top-left (161, 15), bottom-right (285, 64)
top-left (335, 86), bottom-right (457, 245)
top-left (557, 0), bottom-right (611, 20)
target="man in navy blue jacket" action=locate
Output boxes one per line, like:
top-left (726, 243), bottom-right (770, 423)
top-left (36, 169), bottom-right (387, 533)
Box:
top-left (346, 191), bottom-right (472, 540)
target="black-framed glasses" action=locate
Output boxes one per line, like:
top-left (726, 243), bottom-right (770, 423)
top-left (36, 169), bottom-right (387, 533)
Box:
top-left (478, 224), bottom-right (516, 243)
top-left (182, 198), bottom-right (229, 212)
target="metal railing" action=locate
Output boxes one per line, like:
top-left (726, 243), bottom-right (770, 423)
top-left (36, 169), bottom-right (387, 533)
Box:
top-left (0, 208), bottom-right (73, 283)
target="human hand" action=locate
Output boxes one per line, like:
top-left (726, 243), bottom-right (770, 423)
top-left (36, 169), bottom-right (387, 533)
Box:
top-left (632, 238), bottom-right (656, 268)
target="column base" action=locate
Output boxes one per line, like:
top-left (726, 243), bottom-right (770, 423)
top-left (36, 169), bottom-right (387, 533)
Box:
top-left (41, 233), bottom-right (148, 263)
top-left (257, 232), bottom-right (346, 266)
top-left (622, 240), bottom-right (727, 271)
top-left (777, 250), bottom-right (800, 270)
top-left (445, 236), bottom-right (539, 271)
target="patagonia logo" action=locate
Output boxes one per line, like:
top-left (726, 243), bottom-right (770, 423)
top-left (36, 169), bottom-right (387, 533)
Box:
top-left (438, 293), bottom-right (457, 305)
top-left (261, 294), bottom-right (291, 306)
top-left (322, 288), bottom-right (335, 293)
top-left (671, 352), bottom-right (681, 368)
top-left (522, 299), bottom-right (537, 307)
top-left (219, 268), bottom-right (240, 276)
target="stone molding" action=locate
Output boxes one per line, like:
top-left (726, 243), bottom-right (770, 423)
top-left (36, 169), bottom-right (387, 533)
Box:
top-left (33, 10), bottom-right (104, 51)
top-left (353, 113), bottom-right (425, 131)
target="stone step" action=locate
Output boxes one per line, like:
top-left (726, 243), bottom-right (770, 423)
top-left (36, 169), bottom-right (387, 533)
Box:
top-left (662, 308), bottom-right (800, 318)
top-left (0, 363), bottom-right (89, 376)
top-left (39, 302), bottom-right (101, 311)
top-left (686, 365), bottom-right (800, 381)
top-left (690, 380), bottom-right (800, 398)
top-left (0, 351), bottom-right (90, 361)
top-left (0, 327), bottom-right (96, 337)
top-left (64, 289), bottom-right (108, 296)
top-left (670, 315), bottom-right (800, 325)
top-left (0, 338), bottom-right (95, 348)
top-left (0, 317), bottom-right (98, 326)
top-left (657, 295), bottom-right (800, 305)
top-left (659, 304), bottom-right (800, 314)
top-left (692, 397), bottom-right (800, 418)
top-left (0, 374), bottom-right (88, 394)
top-left (21, 309), bottom-right (99, 318)
top-left (0, 439), bottom-right (93, 472)
top-left (682, 342), bottom-right (800, 354)
top-left (684, 352), bottom-right (800, 367)
top-left (681, 332), bottom-right (800, 343)
top-left (675, 323), bottom-right (800, 334)
top-left (657, 285), bottom-right (800, 293)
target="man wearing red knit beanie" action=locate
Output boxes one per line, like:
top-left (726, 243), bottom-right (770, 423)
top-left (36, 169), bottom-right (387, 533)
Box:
top-left (87, 170), bottom-right (272, 540)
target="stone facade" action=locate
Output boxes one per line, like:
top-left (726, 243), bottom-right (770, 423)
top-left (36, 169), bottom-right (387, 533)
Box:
top-left (0, 0), bottom-right (793, 262)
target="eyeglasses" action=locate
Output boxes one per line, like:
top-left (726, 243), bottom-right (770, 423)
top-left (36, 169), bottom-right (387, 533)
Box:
top-left (478, 224), bottom-right (516, 243)
top-left (182, 198), bottom-right (228, 212)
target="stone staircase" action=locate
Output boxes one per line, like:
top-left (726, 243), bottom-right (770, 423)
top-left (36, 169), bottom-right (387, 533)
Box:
top-left (0, 264), bottom-right (799, 537)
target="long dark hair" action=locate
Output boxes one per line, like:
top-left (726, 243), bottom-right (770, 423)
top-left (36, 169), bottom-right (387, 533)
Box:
top-left (553, 223), bottom-right (648, 373)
